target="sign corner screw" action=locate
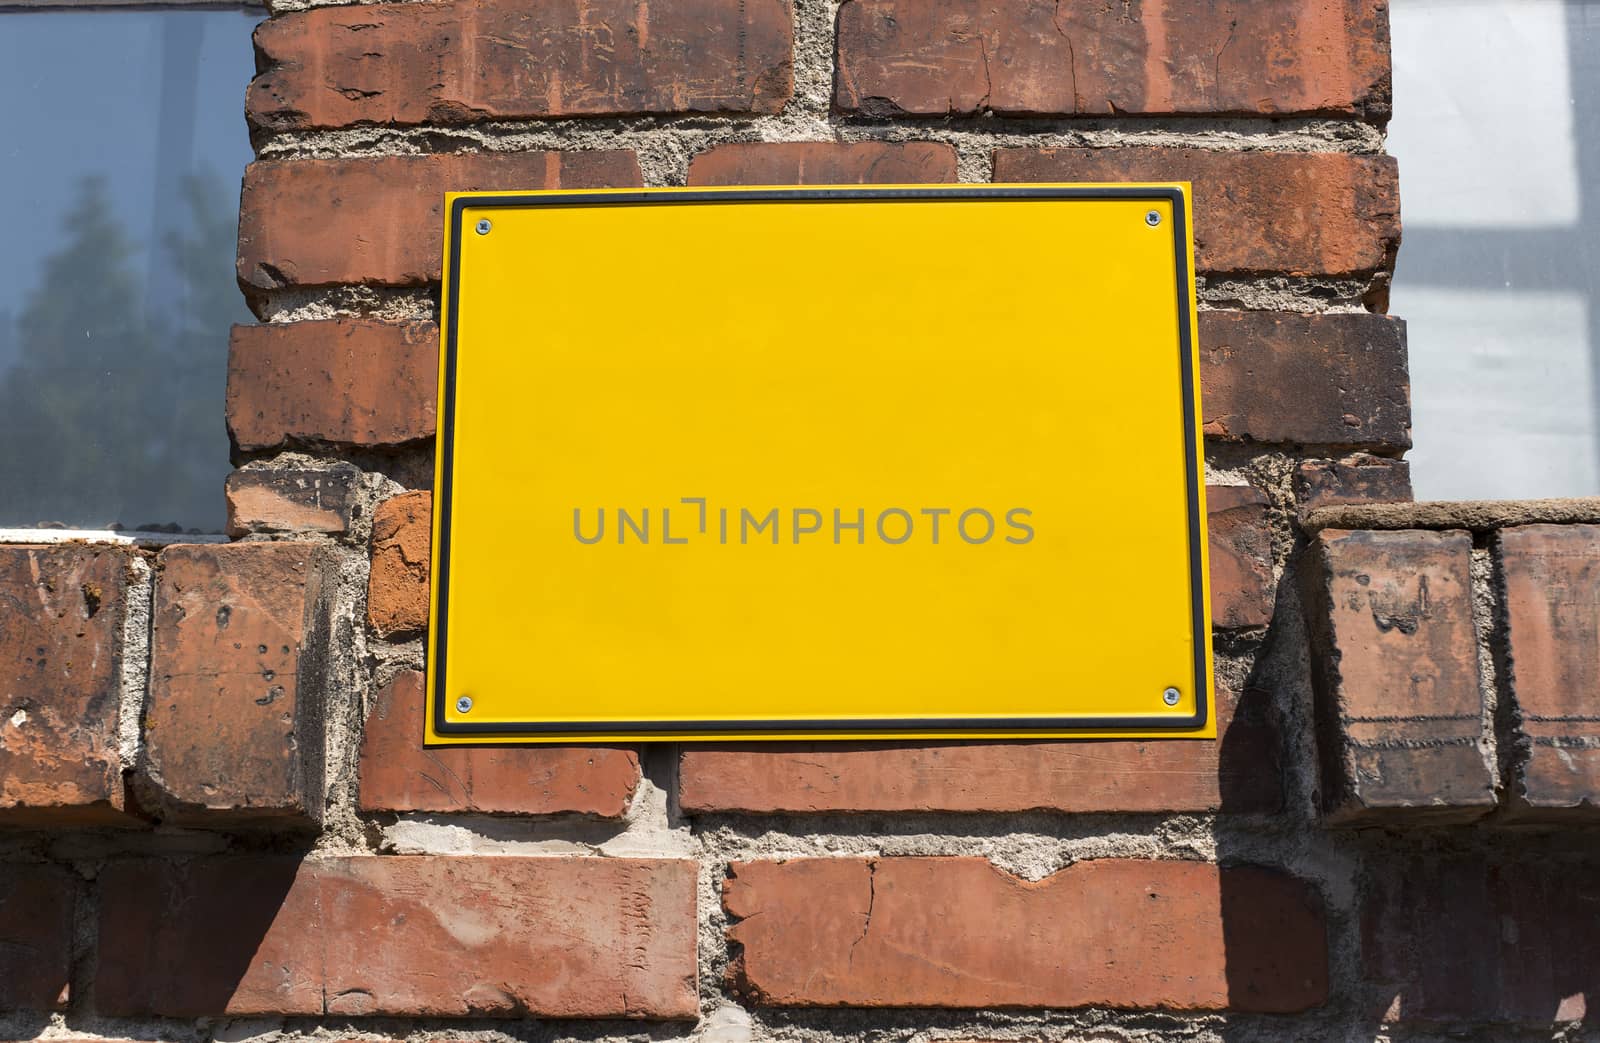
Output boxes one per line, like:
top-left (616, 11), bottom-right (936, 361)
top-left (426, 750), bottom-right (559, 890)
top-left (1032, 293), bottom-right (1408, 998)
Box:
top-left (1163, 687), bottom-right (1181, 706)
top-left (474, 218), bottom-right (492, 235)
top-left (456, 695), bottom-right (474, 713)
top-left (1145, 210), bottom-right (1162, 227)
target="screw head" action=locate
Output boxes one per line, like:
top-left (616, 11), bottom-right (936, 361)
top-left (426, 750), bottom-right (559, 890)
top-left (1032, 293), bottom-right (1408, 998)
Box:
top-left (1162, 687), bottom-right (1181, 706)
top-left (1145, 210), bottom-right (1162, 227)
top-left (474, 218), bottom-right (492, 235)
top-left (455, 695), bottom-right (474, 713)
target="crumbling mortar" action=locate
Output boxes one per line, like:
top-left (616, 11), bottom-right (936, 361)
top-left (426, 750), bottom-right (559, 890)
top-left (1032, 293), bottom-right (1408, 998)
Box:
top-left (251, 118), bottom-right (1387, 166)
top-left (249, 273), bottom-right (1377, 328)
top-left (790, 0), bottom-right (839, 121)
top-left (0, 1012), bottom-right (1587, 1043)
top-left (256, 286), bottom-right (438, 324)
top-left (692, 813), bottom-right (1227, 880)
top-left (1239, 453), bottom-right (1300, 576)
top-left (1469, 544), bottom-right (1505, 798)
top-left (304, 543), bottom-right (379, 855)
top-left (737, 995), bottom-right (1600, 1043)
top-left (1197, 274), bottom-right (1379, 313)
top-left (368, 635), bottom-right (426, 685)
top-left (114, 556), bottom-right (154, 778)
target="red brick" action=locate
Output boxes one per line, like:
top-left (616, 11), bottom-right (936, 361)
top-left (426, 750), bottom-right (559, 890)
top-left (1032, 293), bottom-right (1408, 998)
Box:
top-left (1300, 529), bottom-right (1493, 824)
top-left (359, 670), bottom-right (641, 816)
top-left (994, 148), bottom-right (1400, 278)
top-left (1296, 454), bottom-right (1413, 509)
top-left (687, 141), bottom-right (959, 185)
top-left (726, 858), bottom-right (1326, 1012)
top-left (225, 463), bottom-right (362, 537)
top-left (95, 855), bottom-right (698, 1018)
top-left (1498, 524), bottom-right (1600, 818)
top-left (836, 0), bottom-right (1391, 121)
top-left (680, 681), bottom-right (1278, 815)
top-left (0, 863), bottom-right (76, 1010)
top-left (237, 152), bottom-right (642, 294)
top-left (368, 491), bottom-right (431, 639)
top-left (1208, 485), bottom-right (1275, 629)
top-left (248, 0), bottom-right (794, 133)
top-left (227, 321), bottom-right (437, 451)
top-left (94, 856), bottom-right (318, 1015)
top-left (140, 543), bottom-right (331, 826)
top-left (1363, 852), bottom-right (1600, 1024)
top-left (1199, 311), bottom-right (1411, 451)
top-left (0, 545), bottom-right (140, 826)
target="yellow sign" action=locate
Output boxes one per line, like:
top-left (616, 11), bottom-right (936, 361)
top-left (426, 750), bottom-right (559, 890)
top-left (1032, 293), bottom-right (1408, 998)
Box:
top-left (427, 185), bottom-right (1212, 744)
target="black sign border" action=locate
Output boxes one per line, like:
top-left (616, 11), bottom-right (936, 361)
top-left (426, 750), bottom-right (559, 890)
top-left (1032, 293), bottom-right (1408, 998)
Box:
top-left (431, 186), bottom-right (1208, 742)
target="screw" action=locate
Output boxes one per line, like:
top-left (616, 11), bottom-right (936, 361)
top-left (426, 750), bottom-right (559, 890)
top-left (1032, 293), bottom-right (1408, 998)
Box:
top-left (1163, 687), bottom-right (1181, 706)
top-left (475, 218), bottom-right (492, 235)
top-left (1145, 210), bottom-right (1162, 227)
top-left (456, 695), bottom-right (474, 713)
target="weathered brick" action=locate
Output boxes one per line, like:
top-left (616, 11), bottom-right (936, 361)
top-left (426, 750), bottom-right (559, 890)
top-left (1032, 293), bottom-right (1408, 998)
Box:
top-left (1208, 485), bottom-right (1275, 629)
top-left (1498, 524), bottom-right (1600, 818)
top-left (95, 856), bottom-right (317, 1015)
top-left (687, 141), bottom-right (959, 185)
top-left (0, 545), bottom-right (139, 826)
top-left (227, 321), bottom-right (437, 451)
top-left (726, 858), bottom-right (1326, 1011)
top-left (0, 863), bottom-right (76, 1010)
top-left (681, 678), bottom-right (1278, 815)
top-left (1300, 529), bottom-right (1493, 824)
top-left (360, 670), bottom-right (641, 816)
top-left (994, 148), bottom-right (1400, 278)
top-left (140, 543), bottom-right (331, 826)
top-left (1363, 852), bottom-right (1600, 1024)
top-left (1296, 454), bottom-right (1414, 510)
top-left (368, 490), bottom-right (431, 639)
top-left (96, 855), bottom-right (698, 1018)
top-left (248, 0), bottom-right (794, 132)
top-left (836, 0), bottom-right (1391, 121)
top-left (225, 463), bottom-right (363, 538)
top-left (1199, 311), bottom-right (1411, 451)
top-left (237, 152), bottom-right (642, 294)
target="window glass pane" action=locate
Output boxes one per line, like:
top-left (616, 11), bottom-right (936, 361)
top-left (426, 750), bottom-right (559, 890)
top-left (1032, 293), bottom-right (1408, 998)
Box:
top-left (1390, 0), bottom-right (1600, 499)
top-left (0, 9), bottom-right (258, 532)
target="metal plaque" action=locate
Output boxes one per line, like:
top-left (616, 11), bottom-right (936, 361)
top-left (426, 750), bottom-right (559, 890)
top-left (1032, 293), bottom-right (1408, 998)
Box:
top-left (427, 185), bottom-right (1213, 743)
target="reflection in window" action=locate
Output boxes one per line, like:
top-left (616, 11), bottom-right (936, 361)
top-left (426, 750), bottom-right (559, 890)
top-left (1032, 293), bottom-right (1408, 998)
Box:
top-left (0, 10), bottom-right (258, 532)
top-left (1390, 0), bottom-right (1600, 499)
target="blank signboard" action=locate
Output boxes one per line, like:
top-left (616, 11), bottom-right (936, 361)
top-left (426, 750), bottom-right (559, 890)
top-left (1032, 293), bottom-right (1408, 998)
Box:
top-left (426, 185), bottom-right (1212, 743)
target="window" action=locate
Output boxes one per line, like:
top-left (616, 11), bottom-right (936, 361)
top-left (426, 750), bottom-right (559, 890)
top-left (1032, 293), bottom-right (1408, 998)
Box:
top-left (1389, 0), bottom-right (1600, 499)
top-left (0, 7), bottom-right (259, 533)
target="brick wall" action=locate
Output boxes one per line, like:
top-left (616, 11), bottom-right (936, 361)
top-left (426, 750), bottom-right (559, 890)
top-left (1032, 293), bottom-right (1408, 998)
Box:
top-left (3, 2), bottom-right (1599, 1042)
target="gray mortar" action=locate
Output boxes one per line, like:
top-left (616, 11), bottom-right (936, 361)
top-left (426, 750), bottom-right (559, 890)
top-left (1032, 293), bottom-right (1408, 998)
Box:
top-left (252, 118), bottom-right (1388, 168)
top-left (312, 542), bottom-right (380, 853)
top-left (1484, 532), bottom-right (1532, 816)
top-left (1469, 546), bottom-right (1505, 795)
top-left (251, 270), bottom-right (1382, 329)
top-left (257, 286), bottom-right (438, 325)
top-left (368, 635), bottom-right (426, 686)
top-left (1197, 275), bottom-right (1379, 314)
top-left (114, 555), bottom-right (153, 773)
